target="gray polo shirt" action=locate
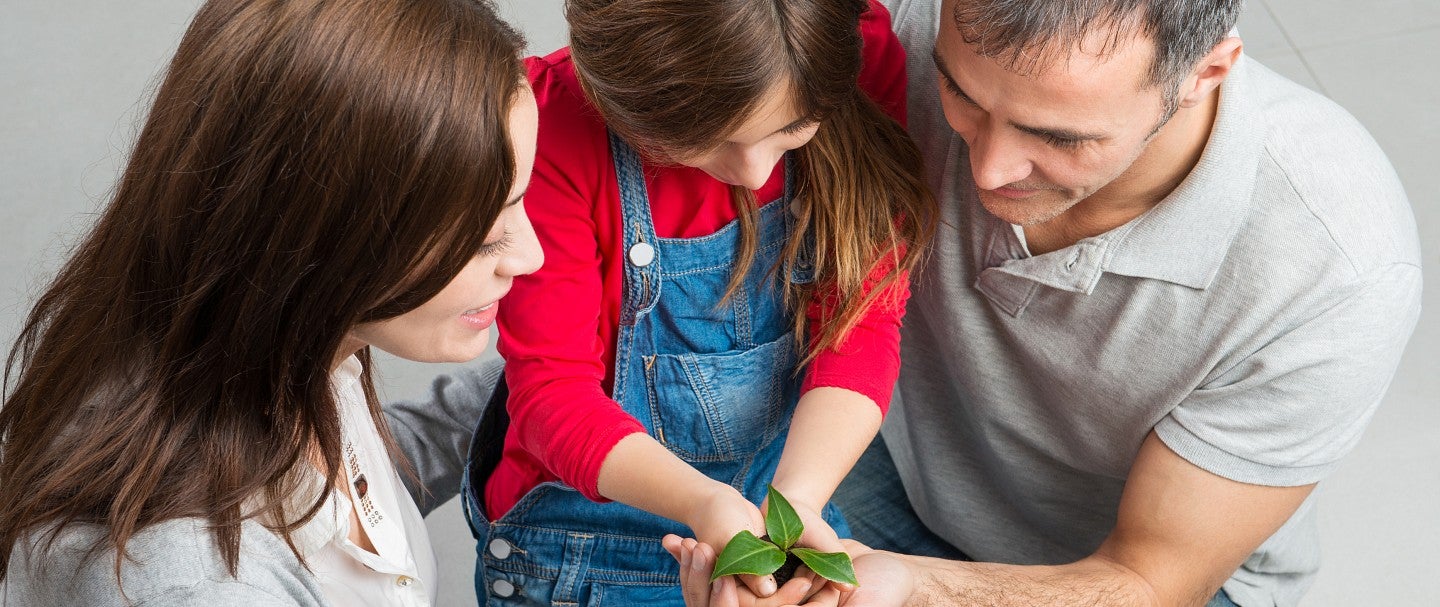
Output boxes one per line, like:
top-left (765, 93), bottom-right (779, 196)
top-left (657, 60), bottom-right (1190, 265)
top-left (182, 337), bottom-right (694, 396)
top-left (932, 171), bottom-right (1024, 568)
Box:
top-left (879, 1), bottom-right (1422, 606)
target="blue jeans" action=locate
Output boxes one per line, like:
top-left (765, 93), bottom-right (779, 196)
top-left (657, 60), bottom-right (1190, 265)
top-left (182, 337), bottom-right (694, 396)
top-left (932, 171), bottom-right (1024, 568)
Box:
top-left (835, 436), bottom-right (1242, 607)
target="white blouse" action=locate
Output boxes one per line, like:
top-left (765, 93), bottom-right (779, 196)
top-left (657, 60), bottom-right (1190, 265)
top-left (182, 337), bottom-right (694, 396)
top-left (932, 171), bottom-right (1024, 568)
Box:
top-left (293, 356), bottom-right (439, 607)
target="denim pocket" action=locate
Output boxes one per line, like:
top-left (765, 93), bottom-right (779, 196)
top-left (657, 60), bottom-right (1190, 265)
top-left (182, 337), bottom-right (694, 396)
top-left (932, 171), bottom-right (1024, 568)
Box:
top-left (643, 334), bottom-right (797, 463)
top-left (590, 581), bottom-right (680, 606)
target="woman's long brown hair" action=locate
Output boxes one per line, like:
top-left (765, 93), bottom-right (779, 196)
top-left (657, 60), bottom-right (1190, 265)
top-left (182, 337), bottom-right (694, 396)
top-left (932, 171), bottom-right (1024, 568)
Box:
top-left (0, 0), bottom-right (524, 582)
top-left (567, 0), bottom-right (937, 361)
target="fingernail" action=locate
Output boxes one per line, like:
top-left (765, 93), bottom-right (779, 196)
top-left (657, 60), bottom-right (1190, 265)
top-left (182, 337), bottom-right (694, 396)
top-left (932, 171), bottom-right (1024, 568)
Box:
top-left (760, 577), bottom-right (777, 596)
top-left (690, 551), bottom-right (705, 572)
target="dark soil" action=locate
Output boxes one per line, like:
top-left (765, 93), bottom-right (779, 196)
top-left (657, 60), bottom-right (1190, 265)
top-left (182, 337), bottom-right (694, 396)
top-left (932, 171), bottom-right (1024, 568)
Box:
top-left (773, 551), bottom-right (804, 587)
top-left (759, 534), bottom-right (805, 587)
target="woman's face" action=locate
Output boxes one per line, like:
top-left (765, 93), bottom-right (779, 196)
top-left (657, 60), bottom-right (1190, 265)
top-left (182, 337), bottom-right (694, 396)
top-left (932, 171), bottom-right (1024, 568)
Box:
top-left (348, 86), bottom-right (544, 364)
top-left (675, 81), bottom-right (820, 191)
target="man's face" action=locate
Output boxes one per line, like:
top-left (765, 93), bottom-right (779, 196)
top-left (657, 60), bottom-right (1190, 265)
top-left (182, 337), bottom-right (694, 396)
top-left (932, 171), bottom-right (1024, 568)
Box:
top-left (933, 5), bottom-right (1174, 226)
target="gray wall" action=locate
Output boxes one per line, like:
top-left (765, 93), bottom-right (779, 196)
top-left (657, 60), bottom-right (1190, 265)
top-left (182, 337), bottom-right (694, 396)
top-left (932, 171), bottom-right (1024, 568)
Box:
top-left (2, 1), bottom-right (1435, 605)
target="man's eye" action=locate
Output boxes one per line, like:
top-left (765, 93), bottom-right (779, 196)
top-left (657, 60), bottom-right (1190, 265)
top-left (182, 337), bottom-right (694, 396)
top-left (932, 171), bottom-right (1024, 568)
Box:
top-left (1043, 134), bottom-right (1085, 150)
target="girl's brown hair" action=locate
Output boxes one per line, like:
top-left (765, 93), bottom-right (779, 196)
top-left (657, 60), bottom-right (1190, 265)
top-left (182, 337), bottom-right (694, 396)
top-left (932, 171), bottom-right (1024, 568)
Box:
top-left (0, 0), bottom-right (524, 581)
top-left (567, 0), bottom-right (937, 360)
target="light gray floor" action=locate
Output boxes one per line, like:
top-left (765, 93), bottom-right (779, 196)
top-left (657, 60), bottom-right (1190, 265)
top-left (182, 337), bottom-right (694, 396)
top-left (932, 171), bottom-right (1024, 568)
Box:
top-left (2, 1), bottom-right (1435, 605)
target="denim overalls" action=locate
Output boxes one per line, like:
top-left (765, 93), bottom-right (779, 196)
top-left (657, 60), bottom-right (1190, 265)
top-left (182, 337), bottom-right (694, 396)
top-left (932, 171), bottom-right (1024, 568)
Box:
top-left (460, 133), bottom-right (848, 606)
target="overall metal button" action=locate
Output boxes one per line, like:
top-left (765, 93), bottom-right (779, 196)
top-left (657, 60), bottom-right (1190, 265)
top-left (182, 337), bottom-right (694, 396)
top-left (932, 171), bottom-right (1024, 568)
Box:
top-left (488, 538), bottom-right (513, 560)
top-left (492, 579), bottom-right (516, 598)
top-left (628, 242), bottom-right (656, 267)
top-left (395, 575), bottom-right (413, 587)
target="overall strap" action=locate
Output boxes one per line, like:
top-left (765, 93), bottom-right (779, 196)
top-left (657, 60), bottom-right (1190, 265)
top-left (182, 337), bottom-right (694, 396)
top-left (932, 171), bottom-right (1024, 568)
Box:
top-left (608, 131), bottom-right (662, 325)
top-left (778, 153), bottom-right (815, 285)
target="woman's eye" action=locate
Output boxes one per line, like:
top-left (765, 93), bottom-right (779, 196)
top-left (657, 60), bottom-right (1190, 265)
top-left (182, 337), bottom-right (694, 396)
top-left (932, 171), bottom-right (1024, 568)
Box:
top-left (478, 232), bottom-right (512, 256)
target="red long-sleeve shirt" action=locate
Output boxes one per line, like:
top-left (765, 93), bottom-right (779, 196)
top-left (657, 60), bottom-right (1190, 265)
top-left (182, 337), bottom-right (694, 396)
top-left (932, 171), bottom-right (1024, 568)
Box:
top-left (488, 1), bottom-right (911, 517)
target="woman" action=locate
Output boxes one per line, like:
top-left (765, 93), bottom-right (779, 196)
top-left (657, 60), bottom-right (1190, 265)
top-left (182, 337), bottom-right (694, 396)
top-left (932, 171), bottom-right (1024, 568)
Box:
top-left (0, 0), bottom-right (541, 604)
top-left (468, 0), bottom-right (936, 604)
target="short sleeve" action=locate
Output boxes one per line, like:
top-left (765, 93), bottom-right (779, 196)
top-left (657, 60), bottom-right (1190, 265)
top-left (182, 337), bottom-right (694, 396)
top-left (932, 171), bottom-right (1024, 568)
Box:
top-left (1155, 263), bottom-right (1422, 486)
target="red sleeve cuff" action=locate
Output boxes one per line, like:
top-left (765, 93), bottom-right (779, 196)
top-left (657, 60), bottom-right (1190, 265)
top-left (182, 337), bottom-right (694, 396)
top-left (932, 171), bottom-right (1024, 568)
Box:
top-left (568, 416), bottom-right (647, 503)
top-left (802, 341), bottom-right (899, 415)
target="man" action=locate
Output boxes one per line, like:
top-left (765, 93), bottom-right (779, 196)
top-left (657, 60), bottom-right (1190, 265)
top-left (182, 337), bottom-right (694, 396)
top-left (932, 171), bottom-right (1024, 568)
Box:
top-left (669, 0), bottom-right (1421, 605)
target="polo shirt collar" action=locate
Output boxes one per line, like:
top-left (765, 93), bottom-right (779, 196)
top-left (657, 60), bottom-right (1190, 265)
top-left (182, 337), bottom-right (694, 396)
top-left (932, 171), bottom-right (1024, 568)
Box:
top-left (1101, 56), bottom-right (1264, 290)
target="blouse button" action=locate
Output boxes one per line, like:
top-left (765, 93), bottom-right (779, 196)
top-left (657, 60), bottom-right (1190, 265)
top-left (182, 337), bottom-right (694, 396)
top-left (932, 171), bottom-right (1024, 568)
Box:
top-left (492, 579), bottom-right (517, 598)
top-left (488, 538), bottom-right (513, 560)
top-left (395, 575), bottom-right (413, 587)
top-left (628, 242), bottom-right (656, 267)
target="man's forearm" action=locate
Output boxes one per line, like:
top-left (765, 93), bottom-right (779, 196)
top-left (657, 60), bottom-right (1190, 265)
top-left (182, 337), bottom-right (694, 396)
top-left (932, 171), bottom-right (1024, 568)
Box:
top-left (905, 555), bottom-right (1165, 607)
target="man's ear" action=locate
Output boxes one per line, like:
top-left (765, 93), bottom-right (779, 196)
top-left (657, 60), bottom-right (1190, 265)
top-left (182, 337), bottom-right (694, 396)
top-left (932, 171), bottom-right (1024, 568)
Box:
top-left (1177, 37), bottom-right (1243, 109)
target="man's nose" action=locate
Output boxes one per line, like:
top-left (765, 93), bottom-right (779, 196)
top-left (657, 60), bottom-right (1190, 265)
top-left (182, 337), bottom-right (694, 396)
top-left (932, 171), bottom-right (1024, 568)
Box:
top-left (968, 127), bottom-right (1032, 191)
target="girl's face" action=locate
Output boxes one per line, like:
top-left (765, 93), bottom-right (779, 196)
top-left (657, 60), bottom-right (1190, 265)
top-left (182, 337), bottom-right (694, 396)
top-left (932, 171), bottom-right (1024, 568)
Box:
top-left (348, 86), bottom-right (544, 364)
top-left (675, 81), bottom-right (820, 191)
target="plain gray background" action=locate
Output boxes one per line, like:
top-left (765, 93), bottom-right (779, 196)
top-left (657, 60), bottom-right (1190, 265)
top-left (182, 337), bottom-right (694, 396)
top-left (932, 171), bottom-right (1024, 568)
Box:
top-left (2, 0), bottom-right (1435, 605)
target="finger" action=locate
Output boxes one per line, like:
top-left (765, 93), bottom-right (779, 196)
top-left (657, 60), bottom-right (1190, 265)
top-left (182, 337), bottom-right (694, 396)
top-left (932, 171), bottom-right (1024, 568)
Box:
top-left (799, 527), bottom-right (847, 554)
top-left (798, 582), bottom-right (841, 607)
top-left (663, 534), bottom-right (685, 562)
top-left (680, 544), bottom-right (709, 607)
top-left (739, 573), bottom-right (778, 598)
top-left (770, 576), bottom-right (813, 606)
top-left (838, 539), bottom-right (873, 555)
top-left (694, 542), bottom-right (717, 571)
top-left (716, 575), bottom-right (739, 607)
top-left (795, 568), bottom-right (824, 603)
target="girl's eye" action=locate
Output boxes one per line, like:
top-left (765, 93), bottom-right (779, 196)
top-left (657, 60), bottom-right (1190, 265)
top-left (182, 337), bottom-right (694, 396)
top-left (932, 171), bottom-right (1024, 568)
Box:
top-left (780, 120), bottom-right (817, 136)
top-left (478, 231), bottom-right (513, 256)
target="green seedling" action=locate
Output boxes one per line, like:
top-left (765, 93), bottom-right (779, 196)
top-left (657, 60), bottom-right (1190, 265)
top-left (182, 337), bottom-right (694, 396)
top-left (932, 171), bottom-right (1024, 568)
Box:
top-left (709, 485), bottom-right (859, 587)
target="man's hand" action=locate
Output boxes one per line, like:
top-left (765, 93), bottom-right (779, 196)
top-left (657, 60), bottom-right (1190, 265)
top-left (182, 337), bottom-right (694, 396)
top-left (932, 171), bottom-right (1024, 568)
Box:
top-left (891, 433), bottom-right (1315, 607)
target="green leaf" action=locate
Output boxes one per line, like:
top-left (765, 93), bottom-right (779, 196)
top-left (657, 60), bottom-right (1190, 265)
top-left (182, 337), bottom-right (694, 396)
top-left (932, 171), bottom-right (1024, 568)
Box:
top-left (763, 485), bottom-right (803, 551)
top-left (711, 530), bottom-right (786, 581)
top-left (791, 548), bottom-right (859, 586)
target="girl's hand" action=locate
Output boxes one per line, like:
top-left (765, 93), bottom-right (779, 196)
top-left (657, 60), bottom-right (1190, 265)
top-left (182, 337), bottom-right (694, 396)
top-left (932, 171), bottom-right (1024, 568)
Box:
top-left (767, 495), bottom-right (846, 553)
top-left (686, 483), bottom-right (778, 597)
top-left (760, 494), bottom-right (853, 593)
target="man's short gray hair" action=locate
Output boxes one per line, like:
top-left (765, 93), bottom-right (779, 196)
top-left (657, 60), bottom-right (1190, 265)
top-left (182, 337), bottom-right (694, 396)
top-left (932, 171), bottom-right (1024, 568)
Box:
top-left (951, 0), bottom-right (1244, 88)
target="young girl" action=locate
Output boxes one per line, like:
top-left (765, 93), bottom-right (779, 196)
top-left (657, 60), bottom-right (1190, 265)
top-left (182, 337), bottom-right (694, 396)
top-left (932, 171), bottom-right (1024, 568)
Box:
top-left (465, 0), bottom-right (935, 604)
top-left (0, 0), bottom-right (541, 604)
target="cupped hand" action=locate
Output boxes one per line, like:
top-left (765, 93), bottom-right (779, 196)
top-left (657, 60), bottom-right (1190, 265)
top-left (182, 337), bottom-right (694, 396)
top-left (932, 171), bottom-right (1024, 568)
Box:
top-left (687, 484), bottom-right (778, 598)
top-left (664, 535), bottom-right (817, 607)
top-left (663, 535), bottom-right (917, 607)
top-left (760, 495), bottom-right (850, 593)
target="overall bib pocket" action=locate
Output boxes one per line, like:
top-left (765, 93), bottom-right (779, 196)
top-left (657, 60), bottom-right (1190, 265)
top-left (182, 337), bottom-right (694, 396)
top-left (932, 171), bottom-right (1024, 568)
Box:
top-left (643, 334), bottom-right (796, 463)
